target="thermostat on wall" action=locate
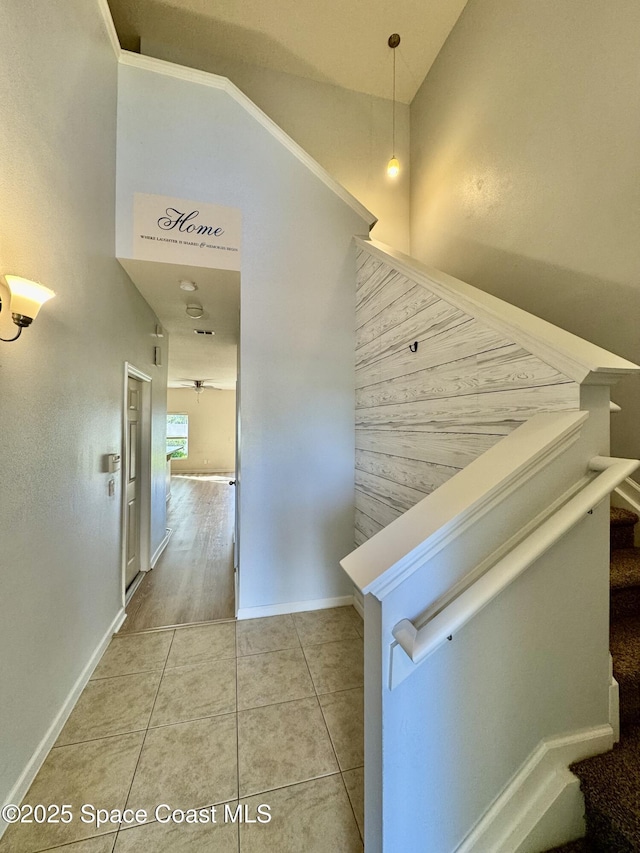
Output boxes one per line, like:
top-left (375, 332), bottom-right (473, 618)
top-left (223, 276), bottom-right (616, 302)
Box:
top-left (106, 453), bottom-right (121, 473)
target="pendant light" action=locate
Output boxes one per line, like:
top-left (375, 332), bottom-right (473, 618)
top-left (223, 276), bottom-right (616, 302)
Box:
top-left (387, 33), bottom-right (401, 178)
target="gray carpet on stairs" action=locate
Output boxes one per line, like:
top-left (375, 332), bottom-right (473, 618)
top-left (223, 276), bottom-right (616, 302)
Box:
top-left (611, 615), bottom-right (640, 726)
top-left (611, 507), bottom-right (637, 550)
top-left (569, 725), bottom-right (640, 851)
top-left (544, 507), bottom-right (640, 853)
top-left (611, 549), bottom-right (640, 620)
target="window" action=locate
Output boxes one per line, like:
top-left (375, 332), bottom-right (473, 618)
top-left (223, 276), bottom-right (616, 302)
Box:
top-left (167, 413), bottom-right (188, 458)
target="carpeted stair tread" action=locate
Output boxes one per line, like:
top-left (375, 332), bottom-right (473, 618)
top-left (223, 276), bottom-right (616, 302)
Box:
top-left (611, 508), bottom-right (639, 551)
top-left (571, 724), bottom-right (640, 850)
top-left (611, 548), bottom-right (640, 591)
top-left (565, 506), bottom-right (640, 850)
top-left (611, 585), bottom-right (640, 621)
top-left (610, 615), bottom-right (640, 687)
top-left (611, 507), bottom-right (640, 528)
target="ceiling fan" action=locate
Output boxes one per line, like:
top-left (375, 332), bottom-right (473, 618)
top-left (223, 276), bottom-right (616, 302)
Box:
top-left (177, 379), bottom-right (224, 398)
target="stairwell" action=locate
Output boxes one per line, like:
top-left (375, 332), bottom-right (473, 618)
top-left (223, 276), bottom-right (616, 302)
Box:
top-left (548, 506), bottom-right (640, 852)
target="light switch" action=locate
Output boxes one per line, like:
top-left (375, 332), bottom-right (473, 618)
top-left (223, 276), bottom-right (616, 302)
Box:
top-left (108, 478), bottom-right (115, 497)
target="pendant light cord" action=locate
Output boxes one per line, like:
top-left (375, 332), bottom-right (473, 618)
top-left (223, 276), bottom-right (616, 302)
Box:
top-left (386, 33), bottom-right (401, 176)
top-left (392, 45), bottom-right (396, 157)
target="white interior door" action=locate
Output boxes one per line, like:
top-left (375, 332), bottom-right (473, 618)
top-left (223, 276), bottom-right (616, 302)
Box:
top-left (125, 376), bottom-right (143, 588)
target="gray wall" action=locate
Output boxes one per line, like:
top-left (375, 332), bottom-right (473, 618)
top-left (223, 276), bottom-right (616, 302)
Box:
top-left (410, 0), bottom-right (640, 460)
top-left (0, 0), bottom-right (167, 808)
top-left (115, 62), bottom-right (370, 614)
top-left (142, 38), bottom-right (411, 253)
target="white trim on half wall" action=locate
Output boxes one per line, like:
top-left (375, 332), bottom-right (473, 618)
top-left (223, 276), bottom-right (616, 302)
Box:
top-left (237, 595), bottom-right (356, 621)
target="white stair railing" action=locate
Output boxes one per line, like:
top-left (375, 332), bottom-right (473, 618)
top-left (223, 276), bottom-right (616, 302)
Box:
top-left (341, 409), bottom-right (640, 853)
top-left (393, 455), bottom-right (639, 667)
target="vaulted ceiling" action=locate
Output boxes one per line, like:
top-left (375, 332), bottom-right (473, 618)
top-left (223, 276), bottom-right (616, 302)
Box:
top-left (107, 0), bottom-right (469, 390)
top-left (106, 0), bottom-right (468, 103)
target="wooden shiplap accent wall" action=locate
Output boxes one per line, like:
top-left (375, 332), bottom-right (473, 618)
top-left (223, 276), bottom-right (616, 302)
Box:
top-left (354, 248), bottom-right (581, 546)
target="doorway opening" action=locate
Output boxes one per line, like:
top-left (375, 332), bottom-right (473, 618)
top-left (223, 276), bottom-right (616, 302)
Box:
top-left (118, 260), bottom-right (240, 633)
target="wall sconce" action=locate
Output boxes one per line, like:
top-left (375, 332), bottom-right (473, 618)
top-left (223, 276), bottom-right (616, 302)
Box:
top-left (0, 275), bottom-right (55, 342)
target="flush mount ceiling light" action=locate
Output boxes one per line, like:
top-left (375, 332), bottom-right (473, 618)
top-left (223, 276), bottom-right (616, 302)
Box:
top-left (0, 275), bottom-right (55, 342)
top-left (387, 33), bottom-right (401, 179)
top-left (179, 279), bottom-right (197, 292)
top-left (185, 303), bottom-right (204, 318)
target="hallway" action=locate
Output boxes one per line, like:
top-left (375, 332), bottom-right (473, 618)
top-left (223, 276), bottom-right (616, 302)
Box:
top-left (121, 474), bottom-right (236, 633)
top-left (0, 608), bottom-right (364, 852)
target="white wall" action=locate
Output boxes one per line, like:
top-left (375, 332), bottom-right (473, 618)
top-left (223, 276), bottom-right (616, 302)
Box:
top-left (0, 0), bottom-right (167, 812)
top-left (167, 388), bottom-right (236, 473)
top-left (381, 507), bottom-right (610, 851)
top-left (116, 60), bottom-right (370, 613)
top-left (142, 39), bottom-right (410, 253)
top-left (358, 401), bottom-right (612, 851)
top-left (410, 0), bottom-right (640, 461)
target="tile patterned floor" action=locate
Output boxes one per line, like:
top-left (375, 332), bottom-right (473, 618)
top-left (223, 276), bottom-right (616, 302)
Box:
top-left (0, 607), bottom-right (364, 853)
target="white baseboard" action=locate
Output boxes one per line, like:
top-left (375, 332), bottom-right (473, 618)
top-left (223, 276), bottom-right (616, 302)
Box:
top-left (150, 527), bottom-right (172, 569)
top-left (125, 570), bottom-right (146, 606)
top-left (513, 770), bottom-right (585, 853)
top-left (352, 588), bottom-right (364, 619)
top-left (0, 607), bottom-right (125, 840)
top-left (172, 469), bottom-right (234, 476)
top-left (455, 724), bottom-right (614, 853)
top-left (237, 594), bottom-right (355, 621)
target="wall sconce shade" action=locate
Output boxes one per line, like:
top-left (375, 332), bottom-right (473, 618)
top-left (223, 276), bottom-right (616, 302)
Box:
top-left (0, 275), bottom-right (55, 342)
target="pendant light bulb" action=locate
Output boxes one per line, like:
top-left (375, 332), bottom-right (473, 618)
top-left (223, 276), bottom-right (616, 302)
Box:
top-left (387, 157), bottom-right (400, 178)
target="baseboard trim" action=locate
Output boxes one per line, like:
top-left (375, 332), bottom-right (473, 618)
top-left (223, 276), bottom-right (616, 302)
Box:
top-left (150, 527), bottom-right (172, 569)
top-left (171, 469), bottom-right (235, 476)
top-left (0, 608), bottom-right (125, 839)
top-left (125, 570), bottom-right (146, 606)
top-left (237, 595), bottom-right (355, 621)
top-left (352, 588), bottom-right (364, 619)
top-left (455, 724), bottom-right (614, 853)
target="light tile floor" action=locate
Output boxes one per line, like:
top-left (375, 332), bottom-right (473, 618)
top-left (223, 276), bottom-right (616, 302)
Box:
top-left (1, 607), bottom-right (364, 853)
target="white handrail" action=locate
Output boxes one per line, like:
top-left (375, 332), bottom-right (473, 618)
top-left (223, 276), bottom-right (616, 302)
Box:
top-left (393, 455), bottom-right (640, 666)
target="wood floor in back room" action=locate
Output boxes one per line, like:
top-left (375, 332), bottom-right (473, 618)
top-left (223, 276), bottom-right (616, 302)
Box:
top-left (120, 473), bottom-right (236, 633)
